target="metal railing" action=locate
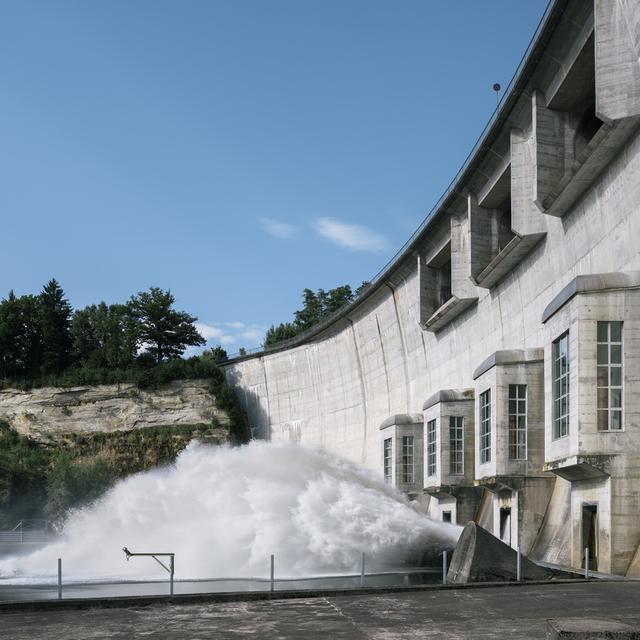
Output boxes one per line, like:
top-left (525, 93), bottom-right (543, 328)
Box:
top-left (225, 0), bottom-right (560, 362)
top-left (0, 521), bottom-right (54, 545)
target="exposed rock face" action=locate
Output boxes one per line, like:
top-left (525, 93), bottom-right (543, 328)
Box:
top-left (0, 379), bottom-right (230, 442)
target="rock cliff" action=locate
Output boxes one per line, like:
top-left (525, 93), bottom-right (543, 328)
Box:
top-left (0, 379), bottom-right (230, 442)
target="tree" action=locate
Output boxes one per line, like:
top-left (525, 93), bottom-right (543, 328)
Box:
top-left (129, 287), bottom-right (205, 363)
top-left (38, 279), bottom-right (73, 375)
top-left (263, 322), bottom-right (298, 347)
top-left (200, 346), bottom-right (229, 364)
top-left (72, 302), bottom-right (138, 369)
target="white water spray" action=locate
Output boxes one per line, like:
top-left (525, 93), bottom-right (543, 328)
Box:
top-left (0, 440), bottom-right (460, 582)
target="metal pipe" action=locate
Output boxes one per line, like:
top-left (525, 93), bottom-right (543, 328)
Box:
top-left (170, 555), bottom-right (174, 596)
top-left (517, 547), bottom-right (521, 582)
top-left (57, 558), bottom-right (62, 600)
top-left (360, 552), bottom-right (365, 587)
top-left (270, 554), bottom-right (275, 592)
top-left (442, 550), bottom-right (448, 585)
top-left (585, 548), bottom-right (589, 579)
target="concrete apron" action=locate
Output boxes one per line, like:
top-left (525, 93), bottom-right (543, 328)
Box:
top-left (0, 577), bottom-right (630, 612)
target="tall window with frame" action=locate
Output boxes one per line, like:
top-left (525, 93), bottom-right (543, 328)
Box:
top-left (402, 435), bottom-right (414, 483)
top-left (383, 438), bottom-right (392, 483)
top-left (508, 384), bottom-right (527, 460)
top-left (426, 420), bottom-right (437, 477)
top-left (449, 416), bottom-right (464, 474)
top-left (553, 332), bottom-right (570, 439)
top-left (479, 390), bottom-right (491, 464)
top-left (597, 321), bottom-right (623, 431)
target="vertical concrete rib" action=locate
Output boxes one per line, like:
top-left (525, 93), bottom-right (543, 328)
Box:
top-left (385, 281), bottom-right (411, 412)
top-left (375, 314), bottom-right (392, 416)
top-left (347, 318), bottom-right (368, 463)
top-left (260, 357), bottom-right (272, 440)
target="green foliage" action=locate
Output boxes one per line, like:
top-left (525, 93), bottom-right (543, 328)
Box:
top-left (129, 287), bottom-right (205, 363)
top-left (263, 322), bottom-right (298, 347)
top-left (45, 453), bottom-right (115, 523)
top-left (263, 281), bottom-right (371, 348)
top-left (38, 279), bottom-right (73, 375)
top-left (72, 302), bottom-right (138, 369)
top-left (0, 421), bottom-right (231, 528)
top-left (200, 345), bottom-right (229, 364)
top-left (0, 422), bottom-right (51, 528)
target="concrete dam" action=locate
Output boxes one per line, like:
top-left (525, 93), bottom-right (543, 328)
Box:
top-left (223, 0), bottom-right (640, 577)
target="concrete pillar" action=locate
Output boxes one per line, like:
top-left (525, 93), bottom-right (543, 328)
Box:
top-left (595, 0), bottom-right (640, 122)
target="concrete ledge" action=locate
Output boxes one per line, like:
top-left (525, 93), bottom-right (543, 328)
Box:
top-left (541, 271), bottom-right (640, 323)
top-left (0, 578), bottom-right (604, 613)
top-left (379, 414), bottom-right (423, 430)
top-left (546, 618), bottom-right (640, 639)
top-left (474, 233), bottom-right (546, 290)
top-left (422, 389), bottom-right (475, 411)
top-left (423, 296), bottom-right (478, 332)
top-left (472, 348), bottom-right (544, 380)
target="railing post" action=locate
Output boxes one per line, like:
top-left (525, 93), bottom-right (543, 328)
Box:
top-left (584, 548), bottom-right (589, 579)
top-left (57, 558), bottom-right (62, 600)
top-left (516, 547), bottom-right (521, 582)
top-left (442, 550), bottom-right (447, 585)
top-left (270, 554), bottom-right (275, 592)
top-left (360, 552), bottom-right (365, 587)
top-left (169, 554), bottom-right (174, 596)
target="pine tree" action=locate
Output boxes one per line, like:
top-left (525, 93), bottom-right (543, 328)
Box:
top-left (38, 279), bottom-right (72, 375)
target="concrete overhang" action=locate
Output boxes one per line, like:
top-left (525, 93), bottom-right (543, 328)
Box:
top-left (422, 389), bottom-right (475, 411)
top-left (472, 348), bottom-right (544, 380)
top-left (542, 271), bottom-right (640, 323)
top-left (473, 476), bottom-right (517, 493)
top-left (423, 296), bottom-right (478, 332)
top-left (543, 455), bottom-right (613, 481)
top-left (379, 414), bottom-right (423, 430)
top-left (424, 485), bottom-right (457, 500)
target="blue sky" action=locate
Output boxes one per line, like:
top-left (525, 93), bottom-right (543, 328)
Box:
top-left (0, 0), bottom-right (549, 353)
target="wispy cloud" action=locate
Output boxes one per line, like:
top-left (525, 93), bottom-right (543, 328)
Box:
top-left (195, 321), bottom-right (267, 350)
top-left (312, 217), bottom-right (388, 252)
top-left (195, 322), bottom-right (236, 346)
top-left (259, 217), bottom-right (297, 239)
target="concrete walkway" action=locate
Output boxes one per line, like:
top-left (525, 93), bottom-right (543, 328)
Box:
top-left (2, 581), bottom-right (640, 639)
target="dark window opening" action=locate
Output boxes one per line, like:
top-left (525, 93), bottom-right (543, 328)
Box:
top-left (499, 507), bottom-right (511, 546)
top-left (442, 511), bottom-right (452, 524)
top-left (494, 193), bottom-right (515, 254)
top-left (549, 33), bottom-right (604, 173)
top-left (427, 242), bottom-right (453, 310)
top-left (582, 504), bottom-right (598, 571)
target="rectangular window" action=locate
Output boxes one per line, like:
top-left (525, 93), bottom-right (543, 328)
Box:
top-left (479, 390), bottom-right (491, 464)
top-left (402, 435), bottom-right (414, 483)
top-left (383, 438), bottom-right (392, 483)
top-left (553, 332), bottom-right (570, 439)
top-left (597, 321), bottom-right (623, 431)
top-left (426, 420), bottom-right (437, 477)
top-left (449, 416), bottom-right (464, 474)
top-left (508, 384), bottom-right (527, 460)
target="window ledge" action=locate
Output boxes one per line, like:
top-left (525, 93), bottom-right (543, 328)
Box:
top-left (474, 232), bottom-right (546, 289)
top-left (423, 295), bottom-right (477, 332)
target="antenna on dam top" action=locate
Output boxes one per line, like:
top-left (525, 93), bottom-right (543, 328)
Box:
top-left (493, 82), bottom-right (501, 107)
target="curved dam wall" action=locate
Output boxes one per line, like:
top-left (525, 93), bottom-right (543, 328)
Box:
top-left (224, 0), bottom-right (640, 475)
top-left (225, 126), bottom-right (640, 470)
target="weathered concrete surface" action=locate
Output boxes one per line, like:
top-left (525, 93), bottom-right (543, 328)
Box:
top-left (448, 522), bottom-right (553, 583)
top-left (222, 0), bottom-right (640, 577)
top-left (3, 582), bottom-right (640, 639)
top-left (0, 380), bottom-right (230, 441)
top-left (546, 617), bottom-right (640, 639)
